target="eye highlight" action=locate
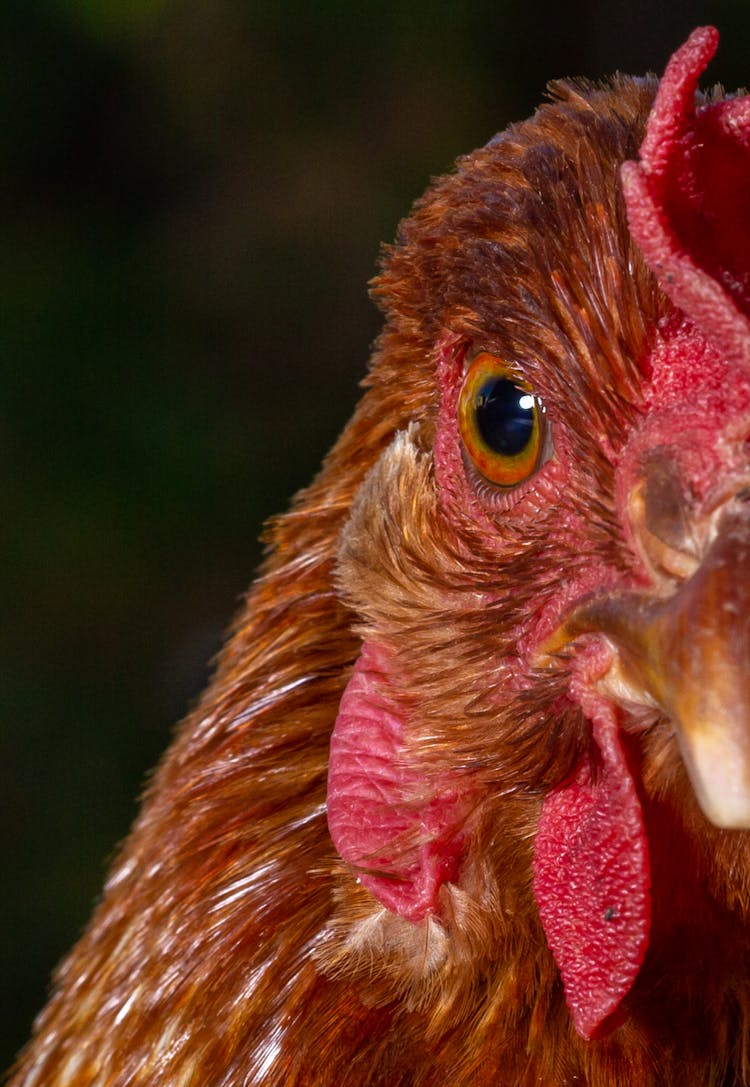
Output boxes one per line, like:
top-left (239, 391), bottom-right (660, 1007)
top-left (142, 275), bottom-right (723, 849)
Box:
top-left (458, 352), bottom-right (546, 487)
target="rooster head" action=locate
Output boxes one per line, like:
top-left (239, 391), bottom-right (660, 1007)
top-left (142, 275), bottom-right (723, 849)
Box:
top-left (326, 27), bottom-right (750, 1042)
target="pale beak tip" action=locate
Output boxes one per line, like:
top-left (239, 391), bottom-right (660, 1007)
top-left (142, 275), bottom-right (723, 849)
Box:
top-left (695, 793), bottom-right (750, 830)
top-left (681, 733), bottom-right (750, 830)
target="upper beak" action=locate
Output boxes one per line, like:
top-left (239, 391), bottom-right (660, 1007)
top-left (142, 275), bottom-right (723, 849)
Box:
top-left (550, 460), bottom-right (750, 829)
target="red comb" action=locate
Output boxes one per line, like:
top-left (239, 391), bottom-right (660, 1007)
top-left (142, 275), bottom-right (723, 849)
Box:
top-left (623, 27), bottom-right (750, 369)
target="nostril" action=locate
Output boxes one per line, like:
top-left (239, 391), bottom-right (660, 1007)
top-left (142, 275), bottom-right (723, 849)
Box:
top-left (640, 452), bottom-right (698, 558)
top-left (628, 451), bottom-right (700, 584)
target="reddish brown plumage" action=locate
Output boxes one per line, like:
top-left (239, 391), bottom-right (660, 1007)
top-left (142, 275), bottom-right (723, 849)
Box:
top-left (11, 30), bottom-right (750, 1086)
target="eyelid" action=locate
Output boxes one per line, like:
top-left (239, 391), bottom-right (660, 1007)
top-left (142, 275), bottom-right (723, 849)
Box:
top-left (464, 348), bottom-right (524, 383)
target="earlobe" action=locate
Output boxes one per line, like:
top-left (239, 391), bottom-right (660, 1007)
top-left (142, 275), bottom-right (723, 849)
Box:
top-left (327, 639), bottom-right (468, 923)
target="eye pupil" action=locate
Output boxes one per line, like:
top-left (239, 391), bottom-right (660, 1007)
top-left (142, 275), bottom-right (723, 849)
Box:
top-left (474, 378), bottom-right (536, 456)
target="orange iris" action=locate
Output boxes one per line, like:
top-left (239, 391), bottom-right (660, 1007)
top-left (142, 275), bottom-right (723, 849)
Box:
top-left (457, 352), bottom-right (544, 487)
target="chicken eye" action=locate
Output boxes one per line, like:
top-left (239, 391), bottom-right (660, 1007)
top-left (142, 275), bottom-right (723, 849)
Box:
top-left (458, 352), bottom-right (545, 487)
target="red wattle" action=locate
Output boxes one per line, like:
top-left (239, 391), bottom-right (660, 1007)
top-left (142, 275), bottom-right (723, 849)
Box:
top-left (533, 686), bottom-right (650, 1040)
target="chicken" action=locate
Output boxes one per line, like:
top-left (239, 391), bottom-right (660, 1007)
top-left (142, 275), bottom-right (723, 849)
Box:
top-left (10, 25), bottom-right (750, 1086)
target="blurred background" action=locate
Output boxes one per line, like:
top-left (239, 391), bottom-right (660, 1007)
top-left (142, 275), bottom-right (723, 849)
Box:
top-left (2, 0), bottom-right (747, 1069)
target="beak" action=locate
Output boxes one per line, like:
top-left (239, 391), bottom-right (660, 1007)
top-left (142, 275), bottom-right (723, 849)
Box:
top-left (553, 470), bottom-right (750, 829)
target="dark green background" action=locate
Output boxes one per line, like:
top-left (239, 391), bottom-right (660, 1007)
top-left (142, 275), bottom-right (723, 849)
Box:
top-left (3, 0), bottom-right (747, 1071)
